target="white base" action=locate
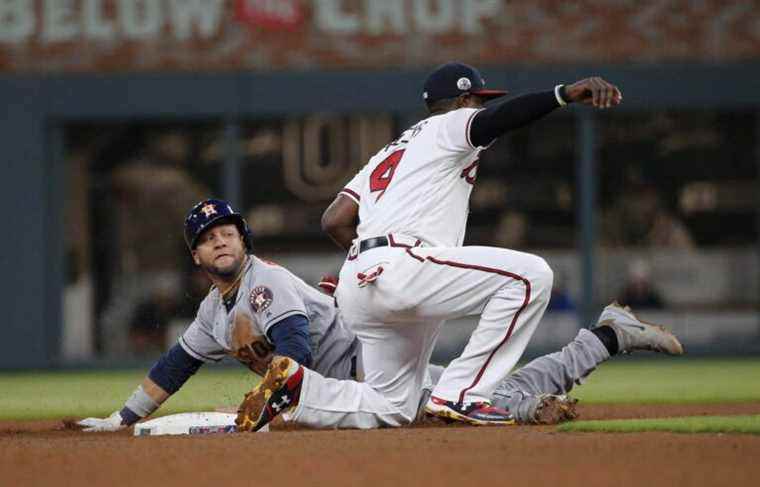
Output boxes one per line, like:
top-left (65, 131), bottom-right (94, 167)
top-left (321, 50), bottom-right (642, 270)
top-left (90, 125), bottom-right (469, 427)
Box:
top-left (133, 412), bottom-right (270, 437)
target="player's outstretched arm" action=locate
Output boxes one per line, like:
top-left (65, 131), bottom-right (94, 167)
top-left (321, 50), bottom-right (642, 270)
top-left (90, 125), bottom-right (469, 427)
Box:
top-left (469, 77), bottom-right (622, 148)
top-left (322, 194), bottom-right (359, 251)
top-left (77, 343), bottom-right (204, 432)
top-left (76, 378), bottom-right (170, 433)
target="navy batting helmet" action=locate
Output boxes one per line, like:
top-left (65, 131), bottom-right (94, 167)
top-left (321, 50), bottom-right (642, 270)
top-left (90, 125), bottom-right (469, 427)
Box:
top-left (184, 199), bottom-right (253, 252)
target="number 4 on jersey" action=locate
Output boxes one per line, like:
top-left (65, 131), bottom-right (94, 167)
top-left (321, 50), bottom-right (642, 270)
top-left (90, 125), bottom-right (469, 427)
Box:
top-left (370, 149), bottom-right (405, 201)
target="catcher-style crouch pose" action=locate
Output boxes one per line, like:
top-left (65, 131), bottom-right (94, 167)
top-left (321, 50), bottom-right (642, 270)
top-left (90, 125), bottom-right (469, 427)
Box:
top-left (237, 63), bottom-right (683, 431)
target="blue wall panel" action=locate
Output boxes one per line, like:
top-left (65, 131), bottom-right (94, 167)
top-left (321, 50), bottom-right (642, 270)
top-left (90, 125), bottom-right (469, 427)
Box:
top-left (0, 63), bottom-right (757, 368)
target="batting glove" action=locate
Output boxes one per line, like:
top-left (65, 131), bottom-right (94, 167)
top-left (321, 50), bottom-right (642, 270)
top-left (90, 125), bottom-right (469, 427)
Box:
top-left (77, 411), bottom-right (127, 432)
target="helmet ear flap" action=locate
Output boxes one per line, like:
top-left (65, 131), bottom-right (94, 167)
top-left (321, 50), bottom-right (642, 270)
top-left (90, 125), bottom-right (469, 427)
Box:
top-left (239, 221), bottom-right (254, 253)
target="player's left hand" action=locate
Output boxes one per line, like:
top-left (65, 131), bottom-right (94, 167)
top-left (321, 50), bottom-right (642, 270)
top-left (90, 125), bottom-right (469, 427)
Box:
top-left (77, 411), bottom-right (126, 432)
top-left (565, 77), bottom-right (622, 108)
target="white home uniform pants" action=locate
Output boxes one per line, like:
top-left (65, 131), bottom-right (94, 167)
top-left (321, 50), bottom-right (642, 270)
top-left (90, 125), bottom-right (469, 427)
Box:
top-left (287, 237), bottom-right (553, 429)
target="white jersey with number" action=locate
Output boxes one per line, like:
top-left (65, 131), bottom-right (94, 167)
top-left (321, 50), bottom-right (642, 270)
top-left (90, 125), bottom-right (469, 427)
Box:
top-left (340, 108), bottom-right (484, 247)
top-left (295, 105), bottom-right (554, 429)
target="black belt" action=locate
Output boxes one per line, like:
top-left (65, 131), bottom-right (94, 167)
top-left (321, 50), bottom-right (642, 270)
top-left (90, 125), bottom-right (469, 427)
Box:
top-left (359, 236), bottom-right (389, 254)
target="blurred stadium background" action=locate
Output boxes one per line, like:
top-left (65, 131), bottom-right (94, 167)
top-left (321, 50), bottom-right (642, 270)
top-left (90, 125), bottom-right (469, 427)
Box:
top-left (1, 0), bottom-right (759, 369)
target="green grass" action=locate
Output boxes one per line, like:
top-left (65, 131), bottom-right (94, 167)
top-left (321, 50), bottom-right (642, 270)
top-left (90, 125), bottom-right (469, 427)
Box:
top-left (568, 358), bottom-right (760, 404)
top-left (558, 415), bottom-right (760, 435)
top-left (0, 367), bottom-right (260, 420)
top-left (1, 358), bottom-right (759, 421)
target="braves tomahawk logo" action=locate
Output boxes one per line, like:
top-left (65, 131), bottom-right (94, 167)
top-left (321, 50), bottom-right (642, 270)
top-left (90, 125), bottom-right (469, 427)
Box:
top-left (250, 286), bottom-right (273, 313)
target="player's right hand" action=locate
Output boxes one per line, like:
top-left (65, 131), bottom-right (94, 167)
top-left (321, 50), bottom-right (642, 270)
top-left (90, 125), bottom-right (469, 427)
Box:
top-left (77, 411), bottom-right (126, 432)
top-left (565, 77), bottom-right (622, 109)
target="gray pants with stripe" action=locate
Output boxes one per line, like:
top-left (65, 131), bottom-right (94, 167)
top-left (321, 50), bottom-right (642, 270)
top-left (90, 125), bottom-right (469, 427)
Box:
top-left (420, 328), bottom-right (610, 423)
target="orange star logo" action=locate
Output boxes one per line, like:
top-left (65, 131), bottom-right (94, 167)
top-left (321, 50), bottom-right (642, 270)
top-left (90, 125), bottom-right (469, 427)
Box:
top-left (201, 203), bottom-right (217, 217)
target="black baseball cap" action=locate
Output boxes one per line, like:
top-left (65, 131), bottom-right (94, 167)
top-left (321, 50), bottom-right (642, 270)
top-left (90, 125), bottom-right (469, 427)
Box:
top-left (422, 62), bottom-right (507, 103)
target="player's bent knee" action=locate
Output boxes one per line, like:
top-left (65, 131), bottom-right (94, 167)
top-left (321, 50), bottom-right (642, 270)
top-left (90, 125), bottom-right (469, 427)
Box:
top-left (396, 407), bottom-right (418, 425)
top-left (387, 396), bottom-right (422, 425)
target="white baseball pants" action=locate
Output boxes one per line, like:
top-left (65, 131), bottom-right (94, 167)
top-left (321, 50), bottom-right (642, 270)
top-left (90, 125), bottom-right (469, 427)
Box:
top-left (287, 239), bottom-right (553, 429)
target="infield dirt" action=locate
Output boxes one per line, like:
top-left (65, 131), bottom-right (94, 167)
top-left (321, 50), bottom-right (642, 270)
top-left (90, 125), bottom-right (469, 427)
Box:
top-left (2, 402), bottom-right (758, 487)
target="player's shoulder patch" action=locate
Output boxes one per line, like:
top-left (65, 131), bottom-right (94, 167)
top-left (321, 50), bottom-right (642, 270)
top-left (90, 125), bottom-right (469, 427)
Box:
top-left (249, 286), bottom-right (274, 313)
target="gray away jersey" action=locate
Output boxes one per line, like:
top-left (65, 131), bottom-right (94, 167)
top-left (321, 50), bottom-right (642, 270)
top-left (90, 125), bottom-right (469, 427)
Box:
top-left (179, 256), bottom-right (357, 379)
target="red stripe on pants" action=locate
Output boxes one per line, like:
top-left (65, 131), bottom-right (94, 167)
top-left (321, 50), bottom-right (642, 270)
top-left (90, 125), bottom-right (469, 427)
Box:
top-left (406, 250), bottom-right (532, 404)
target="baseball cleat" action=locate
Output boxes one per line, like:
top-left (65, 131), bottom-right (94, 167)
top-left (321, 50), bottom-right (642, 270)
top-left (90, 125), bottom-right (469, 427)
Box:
top-left (425, 396), bottom-right (516, 426)
top-left (529, 394), bottom-right (579, 425)
top-left (236, 356), bottom-right (304, 432)
top-left (594, 302), bottom-right (684, 355)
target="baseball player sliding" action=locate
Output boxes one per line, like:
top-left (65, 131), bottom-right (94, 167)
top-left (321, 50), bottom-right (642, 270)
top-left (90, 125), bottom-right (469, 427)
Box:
top-left (78, 199), bottom-right (360, 432)
top-left (236, 62), bottom-right (682, 431)
top-left (78, 197), bottom-right (681, 433)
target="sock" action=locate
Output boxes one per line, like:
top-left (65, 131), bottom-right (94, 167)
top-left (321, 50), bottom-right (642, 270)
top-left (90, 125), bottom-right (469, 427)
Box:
top-left (591, 326), bottom-right (619, 355)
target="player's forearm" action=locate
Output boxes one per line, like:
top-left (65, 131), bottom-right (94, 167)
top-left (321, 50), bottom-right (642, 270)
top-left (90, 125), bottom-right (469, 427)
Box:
top-left (117, 379), bottom-right (166, 426)
top-left (322, 195), bottom-right (359, 250)
top-left (119, 344), bottom-right (203, 426)
top-left (140, 377), bottom-right (171, 404)
top-left (326, 226), bottom-right (356, 251)
top-left (470, 90), bottom-right (563, 147)
top-left (122, 377), bottom-right (170, 421)
top-left (267, 315), bottom-right (313, 367)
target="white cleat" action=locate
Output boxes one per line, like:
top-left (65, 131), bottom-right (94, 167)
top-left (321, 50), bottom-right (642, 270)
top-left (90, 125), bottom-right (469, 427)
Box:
top-left (594, 302), bottom-right (684, 355)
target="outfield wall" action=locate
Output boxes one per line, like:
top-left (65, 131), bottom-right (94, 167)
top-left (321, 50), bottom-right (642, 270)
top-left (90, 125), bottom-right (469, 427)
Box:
top-left (1, 65), bottom-right (759, 368)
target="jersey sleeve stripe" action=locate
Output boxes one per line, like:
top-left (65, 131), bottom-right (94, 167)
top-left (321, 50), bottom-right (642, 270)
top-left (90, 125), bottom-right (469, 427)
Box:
top-left (339, 188), bottom-right (360, 204)
top-left (263, 309), bottom-right (307, 333)
top-left (179, 336), bottom-right (223, 363)
top-left (465, 108), bottom-right (484, 149)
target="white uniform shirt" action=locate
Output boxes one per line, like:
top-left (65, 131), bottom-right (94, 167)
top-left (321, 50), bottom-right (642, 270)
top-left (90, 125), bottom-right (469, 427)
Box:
top-left (340, 108), bottom-right (484, 247)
